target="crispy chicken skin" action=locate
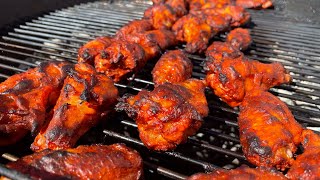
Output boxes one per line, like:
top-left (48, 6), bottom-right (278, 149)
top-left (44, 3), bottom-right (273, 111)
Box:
top-left (287, 130), bottom-right (320, 180)
top-left (152, 50), bottom-right (193, 85)
top-left (115, 19), bottom-right (153, 40)
top-left (236, 0), bottom-right (273, 9)
top-left (78, 36), bottom-right (112, 64)
top-left (144, 4), bottom-right (178, 30)
top-left (205, 42), bottom-right (291, 107)
top-left (32, 63), bottom-right (118, 151)
top-left (4, 144), bottom-right (143, 180)
top-left (94, 40), bottom-right (146, 82)
top-left (116, 79), bottom-right (208, 151)
top-left (188, 165), bottom-right (287, 180)
top-left (173, 14), bottom-right (212, 53)
top-left (226, 28), bottom-right (252, 51)
top-left (239, 90), bottom-right (303, 170)
top-left (0, 61), bottom-right (72, 146)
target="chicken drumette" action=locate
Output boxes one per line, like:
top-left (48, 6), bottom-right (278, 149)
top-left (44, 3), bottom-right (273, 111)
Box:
top-left (32, 63), bottom-right (118, 151)
top-left (239, 90), bottom-right (303, 170)
top-left (152, 50), bottom-right (193, 85)
top-left (115, 19), bottom-right (153, 40)
top-left (0, 61), bottom-right (72, 146)
top-left (226, 27), bottom-right (252, 51)
top-left (5, 144), bottom-right (143, 180)
top-left (116, 79), bottom-right (208, 151)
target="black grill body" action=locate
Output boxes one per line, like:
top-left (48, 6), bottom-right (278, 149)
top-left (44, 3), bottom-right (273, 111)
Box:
top-left (0, 1), bottom-right (320, 179)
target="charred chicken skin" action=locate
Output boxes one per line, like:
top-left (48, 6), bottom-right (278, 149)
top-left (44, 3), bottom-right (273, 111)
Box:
top-left (239, 90), bottom-right (303, 170)
top-left (78, 36), bottom-right (113, 64)
top-left (0, 61), bottom-right (72, 146)
top-left (226, 28), bottom-right (252, 51)
top-left (188, 165), bottom-right (287, 180)
top-left (4, 144), bottom-right (143, 180)
top-left (115, 19), bottom-right (153, 40)
top-left (287, 130), bottom-right (320, 180)
top-left (32, 63), bottom-right (118, 151)
top-left (116, 79), bottom-right (208, 151)
top-left (94, 40), bottom-right (146, 82)
top-left (144, 4), bottom-right (178, 30)
top-left (205, 42), bottom-right (291, 107)
top-left (172, 14), bottom-right (212, 53)
top-left (152, 50), bottom-right (193, 85)
top-left (236, 0), bottom-right (273, 9)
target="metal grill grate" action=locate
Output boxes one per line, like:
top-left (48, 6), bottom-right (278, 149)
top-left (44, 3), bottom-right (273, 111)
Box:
top-left (0, 1), bottom-right (320, 179)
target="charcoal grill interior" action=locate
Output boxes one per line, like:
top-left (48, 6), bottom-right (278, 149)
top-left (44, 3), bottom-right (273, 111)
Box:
top-left (0, 0), bottom-right (320, 179)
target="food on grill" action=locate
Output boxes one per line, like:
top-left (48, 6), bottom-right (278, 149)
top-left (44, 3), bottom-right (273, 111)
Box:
top-left (115, 19), bottom-right (153, 40)
top-left (189, 0), bottom-right (233, 11)
top-left (152, 50), bottom-right (193, 85)
top-left (94, 40), bottom-right (146, 82)
top-left (143, 30), bottom-right (178, 50)
top-left (78, 36), bottom-right (113, 64)
top-left (226, 28), bottom-right (252, 51)
top-left (287, 130), bottom-right (320, 179)
top-left (4, 144), bottom-right (143, 180)
top-left (172, 14), bottom-right (212, 53)
top-left (214, 5), bottom-right (251, 27)
top-left (0, 61), bottom-right (72, 146)
top-left (144, 4), bottom-right (179, 29)
top-left (205, 42), bottom-right (291, 107)
top-left (236, 0), bottom-right (273, 9)
top-left (165, 0), bottom-right (188, 17)
top-left (188, 165), bottom-right (287, 180)
top-left (239, 90), bottom-right (303, 170)
top-left (116, 79), bottom-right (208, 151)
top-left (32, 63), bottom-right (118, 151)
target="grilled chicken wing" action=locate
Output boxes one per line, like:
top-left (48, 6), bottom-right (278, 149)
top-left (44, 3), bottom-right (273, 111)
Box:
top-left (115, 19), bottom-right (153, 40)
top-left (214, 5), bottom-right (251, 27)
top-left (144, 30), bottom-right (178, 50)
top-left (236, 0), bottom-right (273, 9)
top-left (0, 61), bottom-right (72, 146)
top-left (116, 79), bottom-right (208, 151)
top-left (226, 28), bottom-right (252, 51)
top-left (32, 63), bottom-right (118, 151)
top-left (188, 165), bottom-right (287, 180)
top-left (205, 42), bottom-right (291, 107)
top-left (173, 14), bottom-right (212, 53)
top-left (287, 130), bottom-right (320, 180)
top-left (4, 144), bottom-right (142, 180)
top-left (189, 0), bottom-right (233, 10)
top-left (78, 36), bottom-right (113, 64)
top-left (94, 40), bottom-right (146, 82)
top-left (239, 90), bottom-right (303, 170)
top-left (152, 50), bottom-right (193, 85)
top-left (165, 0), bottom-right (188, 17)
top-left (144, 4), bottom-right (178, 30)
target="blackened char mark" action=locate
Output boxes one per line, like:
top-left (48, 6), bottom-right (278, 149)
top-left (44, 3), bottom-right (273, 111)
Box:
top-left (247, 135), bottom-right (272, 158)
top-left (3, 79), bottom-right (34, 94)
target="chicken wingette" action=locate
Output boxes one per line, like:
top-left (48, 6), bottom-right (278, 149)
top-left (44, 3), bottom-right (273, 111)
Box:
top-left (116, 79), bottom-right (208, 151)
top-left (115, 19), bottom-right (153, 40)
top-left (4, 144), bottom-right (143, 180)
top-left (239, 90), bottom-right (303, 170)
top-left (94, 40), bottom-right (146, 82)
top-left (152, 50), bottom-right (193, 85)
top-left (226, 28), bottom-right (252, 51)
top-left (287, 129), bottom-right (320, 179)
top-left (32, 63), bottom-right (118, 151)
top-left (236, 0), bottom-right (273, 9)
top-left (205, 42), bottom-right (291, 107)
top-left (0, 61), bottom-right (72, 146)
top-left (78, 36), bottom-right (113, 64)
top-left (188, 165), bottom-right (287, 180)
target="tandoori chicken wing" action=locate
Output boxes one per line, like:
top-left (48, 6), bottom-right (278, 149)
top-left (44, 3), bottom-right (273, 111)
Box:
top-left (226, 28), bottom-right (252, 51)
top-left (152, 50), bottom-right (193, 85)
top-left (0, 61), bottom-right (72, 146)
top-left (173, 14), bottom-right (212, 53)
top-left (78, 36), bottom-right (113, 64)
top-left (287, 130), bottom-right (320, 180)
top-left (143, 30), bottom-right (178, 50)
top-left (188, 165), bottom-right (287, 180)
top-left (239, 90), bottom-right (303, 170)
top-left (4, 144), bottom-right (143, 180)
top-left (94, 40), bottom-right (146, 82)
top-left (116, 79), bottom-right (208, 151)
top-left (165, 0), bottom-right (188, 17)
top-left (144, 4), bottom-right (178, 30)
top-left (214, 5), bottom-right (251, 27)
top-left (189, 0), bottom-right (233, 11)
top-left (32, 63), bottom-right (118, 151)
top-left (115, 19), bottom-right (153, 40)
top-left (236, 0), bottom-right (273, 9)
